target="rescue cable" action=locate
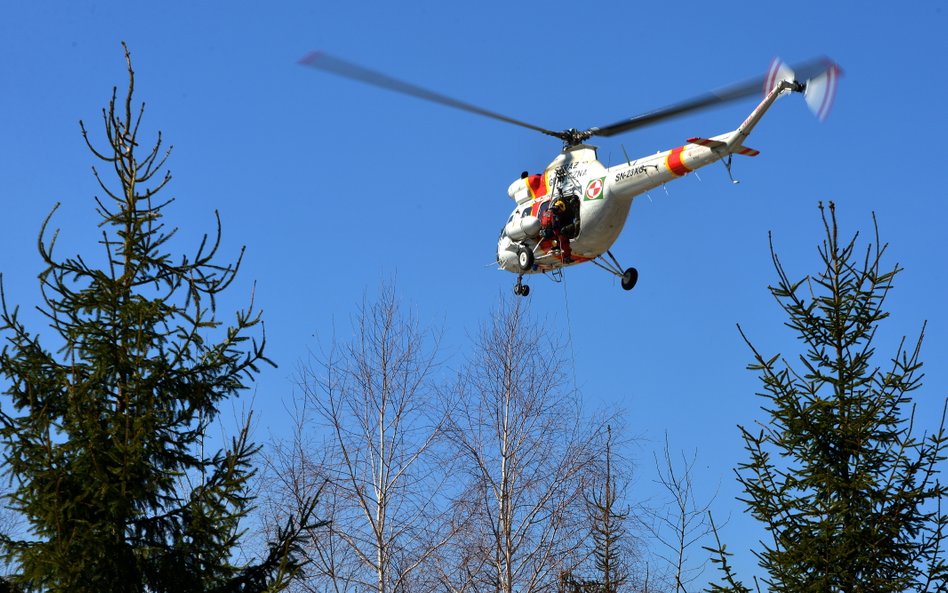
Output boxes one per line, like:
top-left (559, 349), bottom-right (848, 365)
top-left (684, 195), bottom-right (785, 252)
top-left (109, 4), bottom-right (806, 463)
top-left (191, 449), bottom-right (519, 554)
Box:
top-left (560, 269), bottom-right (580, 395)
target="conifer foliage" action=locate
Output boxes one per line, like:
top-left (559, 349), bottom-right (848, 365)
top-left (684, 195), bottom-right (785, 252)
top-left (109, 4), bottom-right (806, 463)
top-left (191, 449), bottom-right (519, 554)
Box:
top-left (0, 44), bottom-right (317, 592)
top-left (718, 203), bottom-right (947, 593)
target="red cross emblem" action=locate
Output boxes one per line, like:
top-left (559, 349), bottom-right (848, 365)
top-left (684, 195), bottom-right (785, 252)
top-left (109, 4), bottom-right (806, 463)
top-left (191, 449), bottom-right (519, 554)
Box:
top-left (584, 177), bottom-right (605, 200)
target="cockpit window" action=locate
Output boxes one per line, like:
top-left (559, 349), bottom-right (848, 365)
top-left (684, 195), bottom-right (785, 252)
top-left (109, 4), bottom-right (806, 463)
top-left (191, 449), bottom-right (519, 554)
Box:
top-left (521, 208), bottom-right (530, 217)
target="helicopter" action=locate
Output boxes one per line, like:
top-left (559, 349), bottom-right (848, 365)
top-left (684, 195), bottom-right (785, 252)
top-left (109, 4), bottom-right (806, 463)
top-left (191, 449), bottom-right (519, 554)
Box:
top-left (300, 53), bottom-right (841, 296)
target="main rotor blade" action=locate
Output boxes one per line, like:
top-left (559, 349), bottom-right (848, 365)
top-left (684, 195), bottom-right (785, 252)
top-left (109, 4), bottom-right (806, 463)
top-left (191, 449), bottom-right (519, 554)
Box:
top-left (300, 51), bottom-right (561, 139)
top-left (588, 57), bottom-right (834, 139)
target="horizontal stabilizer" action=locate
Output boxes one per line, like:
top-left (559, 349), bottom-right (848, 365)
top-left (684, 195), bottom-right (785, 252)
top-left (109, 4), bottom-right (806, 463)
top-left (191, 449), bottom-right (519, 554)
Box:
top-left (687, 136), bottom-right (726, 149)
top-left (733, 146), bottom-right (760, 157)
top-left (688, 137), bottom-right (759, 156)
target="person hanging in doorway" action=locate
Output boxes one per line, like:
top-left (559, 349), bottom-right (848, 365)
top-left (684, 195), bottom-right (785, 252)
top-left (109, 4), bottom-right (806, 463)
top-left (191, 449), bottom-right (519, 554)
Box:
top-left (550, 199), bottom-right (573, 263)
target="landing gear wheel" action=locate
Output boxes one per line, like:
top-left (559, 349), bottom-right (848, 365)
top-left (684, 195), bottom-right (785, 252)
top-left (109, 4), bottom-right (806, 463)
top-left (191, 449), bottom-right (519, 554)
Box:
top-left (520, 284), bottom-right (530, 297)
top-left (620, 267), bottom-right (638, 291)
top-left (517, 245), bottom-right (534, 271)
top-left (513, 276), bottom-right (530, 297)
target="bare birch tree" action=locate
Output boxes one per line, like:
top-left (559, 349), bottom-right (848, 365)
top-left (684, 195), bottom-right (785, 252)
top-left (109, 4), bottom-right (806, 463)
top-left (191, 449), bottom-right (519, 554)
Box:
top-left (266, 286), bottom-right (454, 593)
top-left (440, 298), bottom-right (603, 593)
top-left (642, 438), bottom-right (714, 593)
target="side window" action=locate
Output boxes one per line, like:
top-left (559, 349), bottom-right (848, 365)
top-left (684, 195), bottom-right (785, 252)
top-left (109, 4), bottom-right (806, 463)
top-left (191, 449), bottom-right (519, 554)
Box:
top-left (531, 198), bottom-right (553, 218)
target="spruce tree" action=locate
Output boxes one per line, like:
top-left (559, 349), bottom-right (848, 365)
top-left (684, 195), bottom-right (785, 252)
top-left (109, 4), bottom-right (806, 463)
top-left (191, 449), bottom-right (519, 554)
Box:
top-left (0, 44), bottom-right (317, 592)
top-left (713, 203), bottom-right (947, 593)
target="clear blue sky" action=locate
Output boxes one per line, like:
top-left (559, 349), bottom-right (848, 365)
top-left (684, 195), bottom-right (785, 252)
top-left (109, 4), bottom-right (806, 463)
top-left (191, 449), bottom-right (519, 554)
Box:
top-left (2, 0), bottom-right (947, 586)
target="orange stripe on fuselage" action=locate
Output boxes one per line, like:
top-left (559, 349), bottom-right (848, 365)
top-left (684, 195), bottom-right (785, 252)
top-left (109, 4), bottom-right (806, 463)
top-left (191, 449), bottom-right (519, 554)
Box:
top-left (665, 146), bottom-right (692, 177)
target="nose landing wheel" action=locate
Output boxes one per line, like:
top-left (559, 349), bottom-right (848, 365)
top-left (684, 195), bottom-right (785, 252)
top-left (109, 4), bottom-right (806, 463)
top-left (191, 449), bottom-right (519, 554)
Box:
top-left (513, 275), bottom-right (530, 297)
top-left (516, 245), bottom-right (534, 271)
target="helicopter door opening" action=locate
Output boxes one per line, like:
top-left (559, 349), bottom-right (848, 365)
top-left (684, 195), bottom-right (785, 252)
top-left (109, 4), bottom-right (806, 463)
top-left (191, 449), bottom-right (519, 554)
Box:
top-left (529, 195), bottom-right (582, 261)
top-left (560, 194), bottom-right (580, 240)
top-left (535, 196), bottom-right (580, 238)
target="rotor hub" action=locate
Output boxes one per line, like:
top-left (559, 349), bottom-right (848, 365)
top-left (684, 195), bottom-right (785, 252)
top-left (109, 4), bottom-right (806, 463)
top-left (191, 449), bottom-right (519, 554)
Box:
top-left (555, 128), bottom-right (594, 148)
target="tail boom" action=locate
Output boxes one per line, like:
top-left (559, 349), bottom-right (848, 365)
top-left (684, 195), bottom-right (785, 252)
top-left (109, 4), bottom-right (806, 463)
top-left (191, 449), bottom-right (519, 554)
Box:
top-left (606, 57), bottom-right (840, 200)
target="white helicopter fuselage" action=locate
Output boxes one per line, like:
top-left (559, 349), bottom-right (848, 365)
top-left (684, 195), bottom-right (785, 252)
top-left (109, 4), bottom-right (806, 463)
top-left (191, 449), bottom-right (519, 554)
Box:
top-left (300, 51), bottom-right (838, 294)
top-left (496, 80), bottom-right (787, 274)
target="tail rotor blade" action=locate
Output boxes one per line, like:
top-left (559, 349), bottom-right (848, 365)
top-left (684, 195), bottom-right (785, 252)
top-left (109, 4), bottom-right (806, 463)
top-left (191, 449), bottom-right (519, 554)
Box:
top-left (804, 63), bottom-right (841, 121)
top-left (764, 58), bottom-right (796, 96)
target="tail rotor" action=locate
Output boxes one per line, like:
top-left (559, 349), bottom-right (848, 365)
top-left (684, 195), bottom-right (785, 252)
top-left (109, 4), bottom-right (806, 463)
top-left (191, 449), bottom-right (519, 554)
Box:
top-left (803, 63), bottom-right (841, 121)
top-left (765, 57), bottom-right (842, 121)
